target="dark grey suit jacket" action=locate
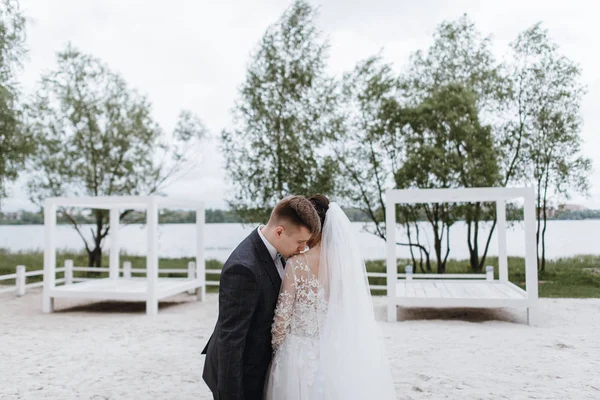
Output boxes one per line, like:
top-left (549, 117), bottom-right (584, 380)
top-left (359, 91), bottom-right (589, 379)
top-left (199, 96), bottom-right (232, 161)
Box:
top-left (202, 228), bottom-right (282, 400)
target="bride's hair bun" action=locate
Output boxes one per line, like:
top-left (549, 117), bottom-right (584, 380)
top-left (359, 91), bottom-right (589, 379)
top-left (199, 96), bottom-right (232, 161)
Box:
top-left (308, 194), bottom-right (330, 230)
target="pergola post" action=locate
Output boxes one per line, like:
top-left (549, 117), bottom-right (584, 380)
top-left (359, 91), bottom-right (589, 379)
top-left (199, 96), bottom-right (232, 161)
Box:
top-left (64, 259), bottom-right (74, 285)
top-left (146, 197), bottom-right (159, 315)
top-left (386, 192), bottom-right (397, 322)
top-left (109, 207), bottom-right (120, 279)
top-left (496, 200), bottom-right (509, 283)
top-left (196, 205), bottom-right (206, 301)
top-left (42, 201), bottom-right (56, 313)
top-left (523, 189), bottom-right (539, 326)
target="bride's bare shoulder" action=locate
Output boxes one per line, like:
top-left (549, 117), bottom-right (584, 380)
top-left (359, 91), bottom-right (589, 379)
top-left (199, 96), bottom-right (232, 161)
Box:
top-left (303, 247), bottom-right (321, 268)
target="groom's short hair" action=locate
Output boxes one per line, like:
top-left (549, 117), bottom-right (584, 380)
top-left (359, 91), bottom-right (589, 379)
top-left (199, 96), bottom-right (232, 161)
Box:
top-left (270, 195), bottom-right (321, 235)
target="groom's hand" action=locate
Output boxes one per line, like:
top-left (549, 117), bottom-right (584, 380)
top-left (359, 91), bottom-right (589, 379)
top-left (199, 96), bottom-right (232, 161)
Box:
top-left (217, 264), bottom-right (258, 400)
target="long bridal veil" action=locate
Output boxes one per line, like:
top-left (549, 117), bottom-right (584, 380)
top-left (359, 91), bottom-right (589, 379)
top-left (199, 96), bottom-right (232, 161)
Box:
top-left (315, 203), bottom-right (397, 399)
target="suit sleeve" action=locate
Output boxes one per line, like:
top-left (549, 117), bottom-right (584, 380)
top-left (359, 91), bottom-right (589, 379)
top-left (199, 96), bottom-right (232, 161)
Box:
top-left (217, 263), bottom-right (259, 400)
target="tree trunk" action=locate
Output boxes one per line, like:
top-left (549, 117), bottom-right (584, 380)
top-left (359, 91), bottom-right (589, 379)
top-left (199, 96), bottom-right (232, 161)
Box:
top-left (541, 212), bottom-right (547, 272)
top-left (403, 209), bottom-right (431, 273)
top-left (466, 205), bottom-right (483, 272)
top-left (442, 222), bottom-right (451, 270)
top-left (467, 203), bottom-right (486, 272)
top-left (468, 238), bottom-right (480, 271)
top-left (477, 211), bottom-right (497, 272)
top-left (535, 173), bottom-right (543, 268)
top-left (425, 204), bottom-right (446, 274)
top-left (87, 209), bottom-right (108, 268)
top-left (405, 221), bottom-right (419, 272)
top-left (434, 233), bottom-right (443, 273)
top-left (433, 223), bottom-right (446, 274)
top-left (88, 246), bottom-right (102, 269)
top-left (414, 220), bottom-right (431, 272)
top-left (540, 164), bottom-right (551, 272)
top-left (416, 222), bottom-right (432, 273)
top-left (433, 210), bottom-right (443, 273)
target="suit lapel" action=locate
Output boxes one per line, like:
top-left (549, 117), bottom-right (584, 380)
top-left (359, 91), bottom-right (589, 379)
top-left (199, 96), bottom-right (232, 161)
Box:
top-left (250, 229), bottom-right (282, 289)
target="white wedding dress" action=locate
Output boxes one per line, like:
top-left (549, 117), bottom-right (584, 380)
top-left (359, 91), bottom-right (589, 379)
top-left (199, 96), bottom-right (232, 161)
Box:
top-left (265, 203), bottom-right (397, 400)
top-left (265, 253), bottom-right (324, 399)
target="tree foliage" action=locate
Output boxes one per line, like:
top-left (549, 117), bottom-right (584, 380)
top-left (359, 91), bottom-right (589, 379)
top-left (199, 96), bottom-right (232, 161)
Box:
top-left (399, 15), bottom-right (504, 272)
top-left (398, 84), bottom-right (499, 273)
top-left (335, 55), bottom-right (399, 238)
top-left (221, 0), bottom-right (338, 223)
top-left (0, 0), bottom-right (28, 203)
top-left (509, 23), bottom-right (591, 271)
top-left (26, 45), bottom-right (206, 266)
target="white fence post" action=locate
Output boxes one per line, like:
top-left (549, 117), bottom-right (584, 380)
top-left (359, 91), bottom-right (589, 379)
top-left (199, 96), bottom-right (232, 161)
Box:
top-left (496, 200), bottom-right (509, 283)
top-left (42, 201), bottom-right (57, 313)
top-left (146, 197), bottom-right (159, 316)
top-left (16, 265), bottom-right (26, 296)
top-left (123, 261), bottom-right (132, 279)
top-left (188, 261), bottom-right (196, 294)
top-left (65, 259), bottom-right (73, 285)
top-left (405, 265), bottom-right (413, 281)
top-left (109, 208), bottom-right (120, 279)
top-left (196, 205), bottom-right (206, 302)
top-left (523, 188), bottom-right (539, 326)
top-left (486, 266), bottom-right (494, 281)
top-left (385, 194), bottom-right (397, 322)
top-left (196, 260), bottom-right (206, 301)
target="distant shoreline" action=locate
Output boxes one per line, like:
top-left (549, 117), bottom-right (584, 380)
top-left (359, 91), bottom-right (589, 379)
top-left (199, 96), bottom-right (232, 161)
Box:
top-left (3, 218), bottom-right (600, 226)
top-left (2, 207), bottom-right (600, 225)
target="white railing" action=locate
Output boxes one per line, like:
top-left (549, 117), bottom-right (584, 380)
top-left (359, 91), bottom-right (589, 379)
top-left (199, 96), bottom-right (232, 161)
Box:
top-left (0, 265), bottom-right (67, 296)
top-left (0, 259), bottom-right (211, 297)
top-left (1, 261), bottom-right (493, 296)
top-left (191, 265), bottom-right (493, 292)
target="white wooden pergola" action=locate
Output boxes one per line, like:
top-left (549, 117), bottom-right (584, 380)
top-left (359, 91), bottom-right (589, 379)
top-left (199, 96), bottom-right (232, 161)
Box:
top-left (386, 187), bottom-right (539, 325)
top-left (42, 195), bottom-right (206, 315)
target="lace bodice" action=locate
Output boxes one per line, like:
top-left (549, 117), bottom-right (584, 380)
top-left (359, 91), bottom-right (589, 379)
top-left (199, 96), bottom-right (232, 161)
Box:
top-left (271, 254), bottom-right (322, 351)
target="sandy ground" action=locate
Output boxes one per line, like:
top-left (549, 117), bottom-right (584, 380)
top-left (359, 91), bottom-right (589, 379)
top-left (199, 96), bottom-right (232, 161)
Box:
top-left (1, 289), bottom-right (599, 400)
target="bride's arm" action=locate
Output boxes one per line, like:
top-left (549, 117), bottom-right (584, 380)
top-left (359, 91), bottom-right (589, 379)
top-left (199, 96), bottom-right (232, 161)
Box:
top-left (271, 259), bottom-right (296, 352)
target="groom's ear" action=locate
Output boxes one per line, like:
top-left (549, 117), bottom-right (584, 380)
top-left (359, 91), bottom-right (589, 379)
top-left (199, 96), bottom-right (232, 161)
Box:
top-left (275, 226), bottom-right (284, 237)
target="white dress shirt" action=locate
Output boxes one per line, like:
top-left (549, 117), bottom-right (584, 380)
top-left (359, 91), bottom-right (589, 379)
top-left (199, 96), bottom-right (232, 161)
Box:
top-left (257, 226), bottom-right (285, 279)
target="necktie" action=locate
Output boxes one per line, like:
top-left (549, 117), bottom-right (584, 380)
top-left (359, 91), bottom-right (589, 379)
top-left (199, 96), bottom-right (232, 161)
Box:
top-left (276, 253), bottom-right (286, 268)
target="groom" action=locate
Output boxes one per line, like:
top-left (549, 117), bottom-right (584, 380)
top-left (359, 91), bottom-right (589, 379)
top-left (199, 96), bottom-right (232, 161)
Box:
top-left (202, 196), bottom-right (321, 400)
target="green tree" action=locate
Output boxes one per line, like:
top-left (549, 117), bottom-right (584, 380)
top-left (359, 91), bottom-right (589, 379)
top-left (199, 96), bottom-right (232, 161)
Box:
top-left (334, 55), bottom-right (433, 272)
top-left (510, 24), bottom-right (591, 271)
top-left (401, 15), bottom-right (505, 272)
top-left (26, 45), bottom-right (206, 267)
top-left (221, 0), bottom-right (339, 222)
top-left (399, 84), bottom-right (499, 273)
top-left (403, 14), bottom-right (505, 109)
top-left (335, 56), bottom-right (398, 240)
top-left (0, 0), bottom-right (29, 205)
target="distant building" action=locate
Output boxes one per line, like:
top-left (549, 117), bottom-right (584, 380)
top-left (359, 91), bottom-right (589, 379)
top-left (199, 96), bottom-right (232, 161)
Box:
top-left (535, 204), bottom-right (587, 218)
top-left (559, 204), bottom-right (587, 212)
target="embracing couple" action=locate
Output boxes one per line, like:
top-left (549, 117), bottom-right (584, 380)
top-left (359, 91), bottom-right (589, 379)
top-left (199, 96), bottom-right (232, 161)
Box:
top-left (202, 195), bottom-right (397, 400)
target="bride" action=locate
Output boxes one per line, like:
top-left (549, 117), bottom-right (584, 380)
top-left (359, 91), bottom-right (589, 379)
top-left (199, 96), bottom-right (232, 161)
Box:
top-left (265, 195), bottom-right (397, 399)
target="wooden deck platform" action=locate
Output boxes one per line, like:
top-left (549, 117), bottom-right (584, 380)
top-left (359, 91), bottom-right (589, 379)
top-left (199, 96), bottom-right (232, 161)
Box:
top-left (395, 280), bottom-right (529, 308)
top-left (48, 278), bottom-right (203, 302)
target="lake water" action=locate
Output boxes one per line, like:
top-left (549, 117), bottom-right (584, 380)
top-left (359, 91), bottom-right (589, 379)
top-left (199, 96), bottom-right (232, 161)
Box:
top-left (0, 220), bottom-right (598, 262)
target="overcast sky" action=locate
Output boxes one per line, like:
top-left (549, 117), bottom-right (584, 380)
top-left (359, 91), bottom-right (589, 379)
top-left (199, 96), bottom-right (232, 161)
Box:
top-left (3, 0), bottom-right (599, 211)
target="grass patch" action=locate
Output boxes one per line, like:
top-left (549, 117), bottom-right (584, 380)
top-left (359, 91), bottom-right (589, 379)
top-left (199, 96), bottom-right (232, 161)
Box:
top-left (1, 249), bottom-right (599, 298)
